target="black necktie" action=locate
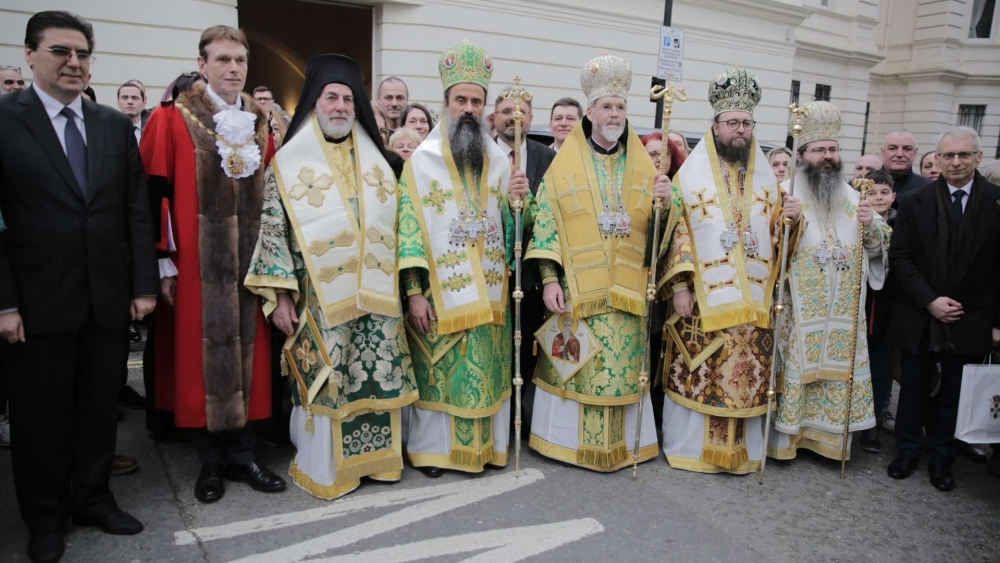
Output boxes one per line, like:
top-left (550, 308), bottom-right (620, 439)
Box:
top-left (60, 106), bottom-right (89, 197)
top-left (951, 189), bottom-right (966, 225)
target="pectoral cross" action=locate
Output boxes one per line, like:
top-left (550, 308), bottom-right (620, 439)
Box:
top-left (686, 189), bottom-right (717, 222)
top-left (559, 175), bottom-right (588, 212)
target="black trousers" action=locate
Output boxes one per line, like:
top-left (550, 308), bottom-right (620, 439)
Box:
top-left (511, 286), bottom-right (544, 437)
top-left (192, 426), bottom-right (256, 465)
top-left (896, 349), bottom-right (977, 466)
top-left (3, 314), bottom-right (128, 534)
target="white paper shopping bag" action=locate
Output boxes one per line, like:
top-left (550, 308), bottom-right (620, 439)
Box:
top-left (955, 357), bottom-right (1000, 444)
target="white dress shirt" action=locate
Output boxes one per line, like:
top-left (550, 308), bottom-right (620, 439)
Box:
top-left (946, 179), bottom-right (973, 213)
top-left (33, 83), bottom-right (86, 153)
top-left (497, 136), bottom-right (528, 172)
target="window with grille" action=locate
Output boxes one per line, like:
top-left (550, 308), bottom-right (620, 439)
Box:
top-left (815, 84), bottom-right (831, 102)
top-left (790, 80), bottom-right (800, 105)
top-left (958, 105), bottom-right (987, 133)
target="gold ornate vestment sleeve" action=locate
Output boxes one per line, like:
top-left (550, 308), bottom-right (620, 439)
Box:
top-left (660, 204), bottom-right (696, 293)
top-left (245, 167), bottom-right (301, 318)
top-left (773, 193), bottom-right (804, 271)
top-left (404, 269), bottom-right (424, 296)
top-left (538, 260), bottom-right (560, 286)
top-left (863, 215), bottom-right (891, 249)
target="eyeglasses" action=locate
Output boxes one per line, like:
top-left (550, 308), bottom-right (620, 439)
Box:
top-left (44, 46), bottom-right (95, 64)
top-left (807, 146), bottom-right (839, 156)
top-left (255, 97), bottom-right (273, 102)
top-left (718, 119), bottom-right (755, 131)
top-left (0, 65), bottom-right (21, 73)
top-left (938, 151), bottom-right (977, 161)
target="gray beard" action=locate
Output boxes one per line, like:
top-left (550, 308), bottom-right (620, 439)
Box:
top-left (801, 159), bottom-right (845, 218)
top-left (715, 136), bottom-right (750, 165)
top-left (446, 112), bottom-right (487, 174)
top-left (318, 112), bottom-right (354, 139)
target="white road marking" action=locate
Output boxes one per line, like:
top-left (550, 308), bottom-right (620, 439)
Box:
top-left (176, 468), bottom-right (540, 545)
top-left (223, 468), bottom-right (544, 563)
top-left (311, 518), bottom-right (605, 563)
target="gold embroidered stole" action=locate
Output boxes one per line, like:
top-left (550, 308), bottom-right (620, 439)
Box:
top-left (541, 124), bottom-right (656, 319)
top-left (271, 116), bottom-right (400, 326)
top-left (403, 123), bottom-right (510, 334)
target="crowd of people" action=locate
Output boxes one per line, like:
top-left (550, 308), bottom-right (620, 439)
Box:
top-left (1, 10), bottom-right (999, 563)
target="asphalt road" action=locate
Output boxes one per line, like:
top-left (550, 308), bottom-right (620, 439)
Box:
top-left (1, 355), bottom-right (998, 563)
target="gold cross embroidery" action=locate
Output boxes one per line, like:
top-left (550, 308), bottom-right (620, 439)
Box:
top-left (307, 230), bottom-right (356, 256)
top-left (558, 174), bottom-right (588, 212)
top-left (754, 187), bottom-right (772, 218)
top-left (318, 256), bottom-right (359, 283)
top-left (633, 174), bottom-right (653, 211)
top-left (288, 167), bottom-right (335, 208)
top-left (363, 165), bottom-right (395, 204)
top-left (421, 180), bottom-right (453, 215)
top-left (366, 227), bottom-right (395, 250)
top-left (363, 253), bottom-right (394, 276)
top-left (686, 189), bottom-right (717, 222)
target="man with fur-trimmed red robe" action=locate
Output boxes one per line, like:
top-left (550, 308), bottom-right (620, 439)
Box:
top-left (139, 25), bottom-right (286, 504)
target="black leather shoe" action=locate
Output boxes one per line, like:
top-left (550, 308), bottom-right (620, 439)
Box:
top-left (224, 460), bottom-right (287, 493)
top-left (195, 463), bottom-right (225, 503)
top-left (28, 533), bottom-right (64, 563)
top-left (419, 466), bottom-right (444, 478)
top-left (887, 454), bottom-right (919, 479)
top-left (74, 509), bottom-right (144, 535)
top-left (118, 385), bottom-right (146, 410)
top-left (961, 441), bottom-right (989, 464)
top-left (929, 463), bottom-right (955, 492)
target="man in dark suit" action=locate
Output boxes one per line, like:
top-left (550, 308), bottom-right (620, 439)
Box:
top-left (880, 129), bottom-right (932, 200)
top-left (0, 11), bottom-right (159, 562)
top-left (887, 126), bottom-right (1000, 492)
top-left (492, 87), bottom-right (557, 437)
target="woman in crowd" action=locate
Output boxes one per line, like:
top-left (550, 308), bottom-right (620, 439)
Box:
top-left (388, 127), bottom-right (422, 161)
top-left (401, 103), bottom-right (435, 139)
top-left (371, 101), bottom-right (390, 146)
top-left (767, 146), bottom-right (792, 184)
top-left (268, 108), bottom-right (288, 150)
top-left (920, 150), bottom-right (941, 181)
top-left (641, 132), bottom-right (685, 179)
top-left (161, 71), bottom-right (207, 103)
top-left (667, 130), bottom-right (689, 159)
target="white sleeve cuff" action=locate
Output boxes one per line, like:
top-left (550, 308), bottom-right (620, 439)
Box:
top-left (159, 258), bottom-right (178, 279)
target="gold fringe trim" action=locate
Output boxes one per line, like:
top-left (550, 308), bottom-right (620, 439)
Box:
top-left (323, 302), bottom-right (364, 328)
top-left (450, 445), bottom-right (495, 469)
top-left (608, 288), bottom-right (646, 317)
top-left (529, 434), bottom-right (659, 473)
top-left (491, 308), bottom-right (505, 325)
top-left (700, 306), bottom-right (770, 333)
top-left (664, 453), bottom-right (761, 475)
top-left (575, 444), bottom-right (629, 469)
top-left (700, 445), bottom-right (749, 470)
top-left (664, 389), bottom-right (770, 418)
top-left (306, 390), bottom-right (419, 421)
top-left (574, 297), bottom-right (613, 319)
top-left (288, 460), bottom-right (360, 501)
top-left (358, 289), bottom-right (402, 318)
top-left (334, 454), bottom-right (404, 485)
top-left (437, 307), bottom-right (493, 335)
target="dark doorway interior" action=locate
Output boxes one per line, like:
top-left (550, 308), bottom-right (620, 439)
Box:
top-left (238, 0), bottom-right (372, 117)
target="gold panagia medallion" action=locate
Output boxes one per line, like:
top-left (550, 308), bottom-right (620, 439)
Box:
top-left (227, 152), bottom-right (246, 177)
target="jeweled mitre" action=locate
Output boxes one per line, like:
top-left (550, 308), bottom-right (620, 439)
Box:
top-left (439, 39), bottom-right (493, 92)
top-left (580, 51), bottom-right (632, 105)
top-left (708, 68), bottom-right (762, 116)
top-left (795, 101), bottom-right (842, 145)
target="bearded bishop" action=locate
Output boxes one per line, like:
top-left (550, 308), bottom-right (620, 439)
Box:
top-left (769, 101), bottom-right (890, 461)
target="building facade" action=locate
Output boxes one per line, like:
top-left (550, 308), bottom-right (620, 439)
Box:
top-left (1, 0), bottom-right (994, 165)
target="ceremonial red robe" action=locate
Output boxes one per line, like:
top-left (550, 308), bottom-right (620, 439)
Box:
top-left (140, 91), bottom-right (273, 430)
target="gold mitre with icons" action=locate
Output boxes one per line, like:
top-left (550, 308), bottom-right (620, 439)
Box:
top-left (708, 68), bottom-right (762, 116)
top-left (794, 100), bottom-right (842, 145)
top-left (580, 51), bottom-right (632, 106)
top-left (439, 39), bottom-right (493, 92)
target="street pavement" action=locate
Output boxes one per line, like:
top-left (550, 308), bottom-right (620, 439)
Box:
top-left (1, 354), bottom-right (999, 563)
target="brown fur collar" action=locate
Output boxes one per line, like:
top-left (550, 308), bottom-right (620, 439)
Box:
top-left (177, 83), bottom-right (269, 432)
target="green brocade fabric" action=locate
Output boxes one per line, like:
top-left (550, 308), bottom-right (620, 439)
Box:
top-left (397, 174), bottom-right (512, 418)
top-left (247, 169), bottom-right (418, 420)
top-left (526, 179), bottom-right (645, 405)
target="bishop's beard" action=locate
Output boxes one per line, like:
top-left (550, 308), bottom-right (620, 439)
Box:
top-left (801, 158), bottom-right (845, 218)
top-left (715, 134), bottom-right (751, 165)
top-left (446, 111), bottom-right (487, 174)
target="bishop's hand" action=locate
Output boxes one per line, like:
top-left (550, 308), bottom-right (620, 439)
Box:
top-left (543, 281), bottom-right (565, 313)
top-left (510, 170), bottom-right (529, 200)
top-left (653, 174), bottom-right (672, 201)
top-left (782, 195), bottom-right (802, 222)
top-left (673, 288), bottom-right (694, 319)
top-left (408, 293), bottom-right (436, 334)
top-left (273, 292), bottom-right (299, 336)
top-left (856, 199), bottom-right (874, 227)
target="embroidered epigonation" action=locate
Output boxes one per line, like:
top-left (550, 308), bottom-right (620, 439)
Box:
top-left (442, 273), bottom-right (474, 292)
